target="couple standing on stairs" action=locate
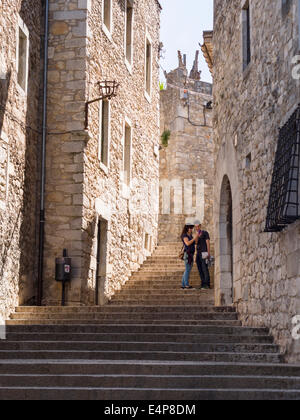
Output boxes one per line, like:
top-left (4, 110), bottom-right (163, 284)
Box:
top-left (181, 220), bottom-right (211, 290)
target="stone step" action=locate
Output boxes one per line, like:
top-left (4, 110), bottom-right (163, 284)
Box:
top-left (5, 324), bottom-right (270, 336)
top-left (110, 293), bottom-right (213, 306)
top-left (141, 263), bottom-right (191, 267)
top-left (142, 260), bottom-right (186, 263)
top-left (109, 302), bottom-right (215, 307)
top-left (0, 341), bottom-right (280, 354)
top-left (0, 387), bottom-right (298, 400)
top-left (10, 312), bottom-right (239, 321)
top-left (0, 350), bottom-right (282, 363)
top-left (111, 290), bottom-right (213, 296)
top-left (4, 332), bottom-right (274, 344)
top-left (2, 361), bottom-right (296, 377)
top-left (0, 374), bottom-right (298, 390)
top-left (110, 290), bottom-right (213, 296)
top-left (15, 306), bottom-right (232, 314)
top-left (121, 283), bottom-right (208, 290)
top-left (6, 320), bottom-right (241, 326)
top-left (131, 274), bottom-right (203, 279)
top-left (108, 302), bottom-right (216, 308)
top-left (110, 292), bottom-right (214, 298)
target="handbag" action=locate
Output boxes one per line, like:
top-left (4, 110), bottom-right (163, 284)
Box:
top-left (179, 245), bottom-right (185, 260)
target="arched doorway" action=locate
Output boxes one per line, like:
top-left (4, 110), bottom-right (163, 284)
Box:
top-left (219, 175), bottom-right (233, 305)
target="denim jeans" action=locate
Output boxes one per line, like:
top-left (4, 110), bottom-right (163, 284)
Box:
top-left (196, 253), bottom-right (210, 288)
top-left (182, 254), bottom-right (193, 288)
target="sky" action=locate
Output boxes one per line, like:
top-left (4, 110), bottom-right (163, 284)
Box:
top-left (159, 0), bottom-right (214, 84)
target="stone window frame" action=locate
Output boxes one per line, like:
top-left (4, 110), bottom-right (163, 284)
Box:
top-left (241, 0), bottom-right (252, 73)
top-left (124, 0), bottom-right (134, 74)
top-left (0, 131), bottom-right (10, 211)
top-left (102, 0), bottom-right (113, 42)
top-left (121, 116), bottom-right (133, 199)
top-left (16, 15), bottom-right (29, 95)
top-left (98, 99), bottom-right (111, 174)
top-left (144, 31), bottom-right (153, 103)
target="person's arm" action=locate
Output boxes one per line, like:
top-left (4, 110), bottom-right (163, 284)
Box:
top-left (184, 236), bottom-right (196, 247)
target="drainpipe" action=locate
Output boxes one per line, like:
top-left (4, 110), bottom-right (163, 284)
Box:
top-left (37, 0), bottom-right (49, 306)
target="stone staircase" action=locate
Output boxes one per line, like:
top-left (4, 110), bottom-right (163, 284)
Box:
top-left (0, 242), bottom-right (300, 400)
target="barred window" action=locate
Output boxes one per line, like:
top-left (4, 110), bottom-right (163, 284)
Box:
top-left (265, 105), bottom-right (300, 232)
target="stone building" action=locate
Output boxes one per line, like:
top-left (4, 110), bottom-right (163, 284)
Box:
top-left (0, 0), bottom-right (161, 319)
top-left (0, 0), bottom-right (43, 321)
top-left (159, 51), bottom-right (214, 245)
top-left (43, 0), bottom-right (161, 306)
top-left (207, 0), bottom-right (300, 362)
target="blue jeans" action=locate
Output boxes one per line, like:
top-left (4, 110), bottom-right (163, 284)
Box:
top-left (182, 255), bottom-right (193, 288)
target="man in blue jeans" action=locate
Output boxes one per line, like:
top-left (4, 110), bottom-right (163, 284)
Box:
top-left (194, 220), bottom-right (211, 290)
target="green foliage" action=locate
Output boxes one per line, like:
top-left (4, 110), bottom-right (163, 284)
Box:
top-left (159, 82), bottom-right (165, 91)
top-left (161, 130), bottom-right (171, 148)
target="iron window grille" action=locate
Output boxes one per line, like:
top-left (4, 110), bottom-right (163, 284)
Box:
top-left (265, 104), bottom-right (300, 232)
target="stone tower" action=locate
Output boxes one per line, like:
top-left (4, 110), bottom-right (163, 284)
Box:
top-left (159, 51), bottom-right (214, 246)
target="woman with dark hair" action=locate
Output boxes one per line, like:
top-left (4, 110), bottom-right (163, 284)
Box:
top-left (181, 224), bottom-right (196, 289)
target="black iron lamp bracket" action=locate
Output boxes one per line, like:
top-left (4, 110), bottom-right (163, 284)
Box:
top-left (85, 81), bottom-right (120, 129)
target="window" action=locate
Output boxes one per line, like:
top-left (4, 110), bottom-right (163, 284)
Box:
top-left (282, 0), bottom-right (292, 16)
top-left (144, 233), bottom-right (152, 252)
top-left (98, 100), bottom-right (110, 169)
top-left (103, 0), bottom-right (112, 33)
top-left (123, 120), bottom-right (132, 186)
top-left (125, 1), bottom-right (134, 66)
top-left (17, 16), bottom-right (29, 93)
top-left (246, 153), bottom-right (252, 169)
top-left (242, 2), bottom-right (251, 70)
top-left (145, 35), bottom-right (152, 99)
top-left (265, 105), bottom-right (300, 232)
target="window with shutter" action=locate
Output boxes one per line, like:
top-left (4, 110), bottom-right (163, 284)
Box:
top-left (99, 100), bottom-right (110, 168)
top-left (242, 1), bottom-right (251, 71)
top-left (145, 36), bottom-right (152, 98)
top-left (123, 122), bottom-right (132, 187)
top-left (125, 1), bottom-right (134, 66)
top-left (103, 0), bottom-right (112, 33)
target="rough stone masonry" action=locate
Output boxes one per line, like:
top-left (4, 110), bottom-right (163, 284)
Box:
top-left (0, 0), bottom-right (161, 319)
top-left (0, 0), bottom-right (42, 322)
top-left (212, 0), bottom-right (300, 362)
top-left (159, 52), bottom-right (214, 246)
top-left (43, 0), bottom-right (161, 306)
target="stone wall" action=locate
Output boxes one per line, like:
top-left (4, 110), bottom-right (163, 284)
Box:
top-left (43, 0), bottom-right (161, 305)
top-left (159, 54), bottom-right (214, 247)
top-left (0, 0), bottom-right (42, 320)
top-left (213, 0), bottom-right (300, 362)
top-left (43, 0), bottom-right (89, 305)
